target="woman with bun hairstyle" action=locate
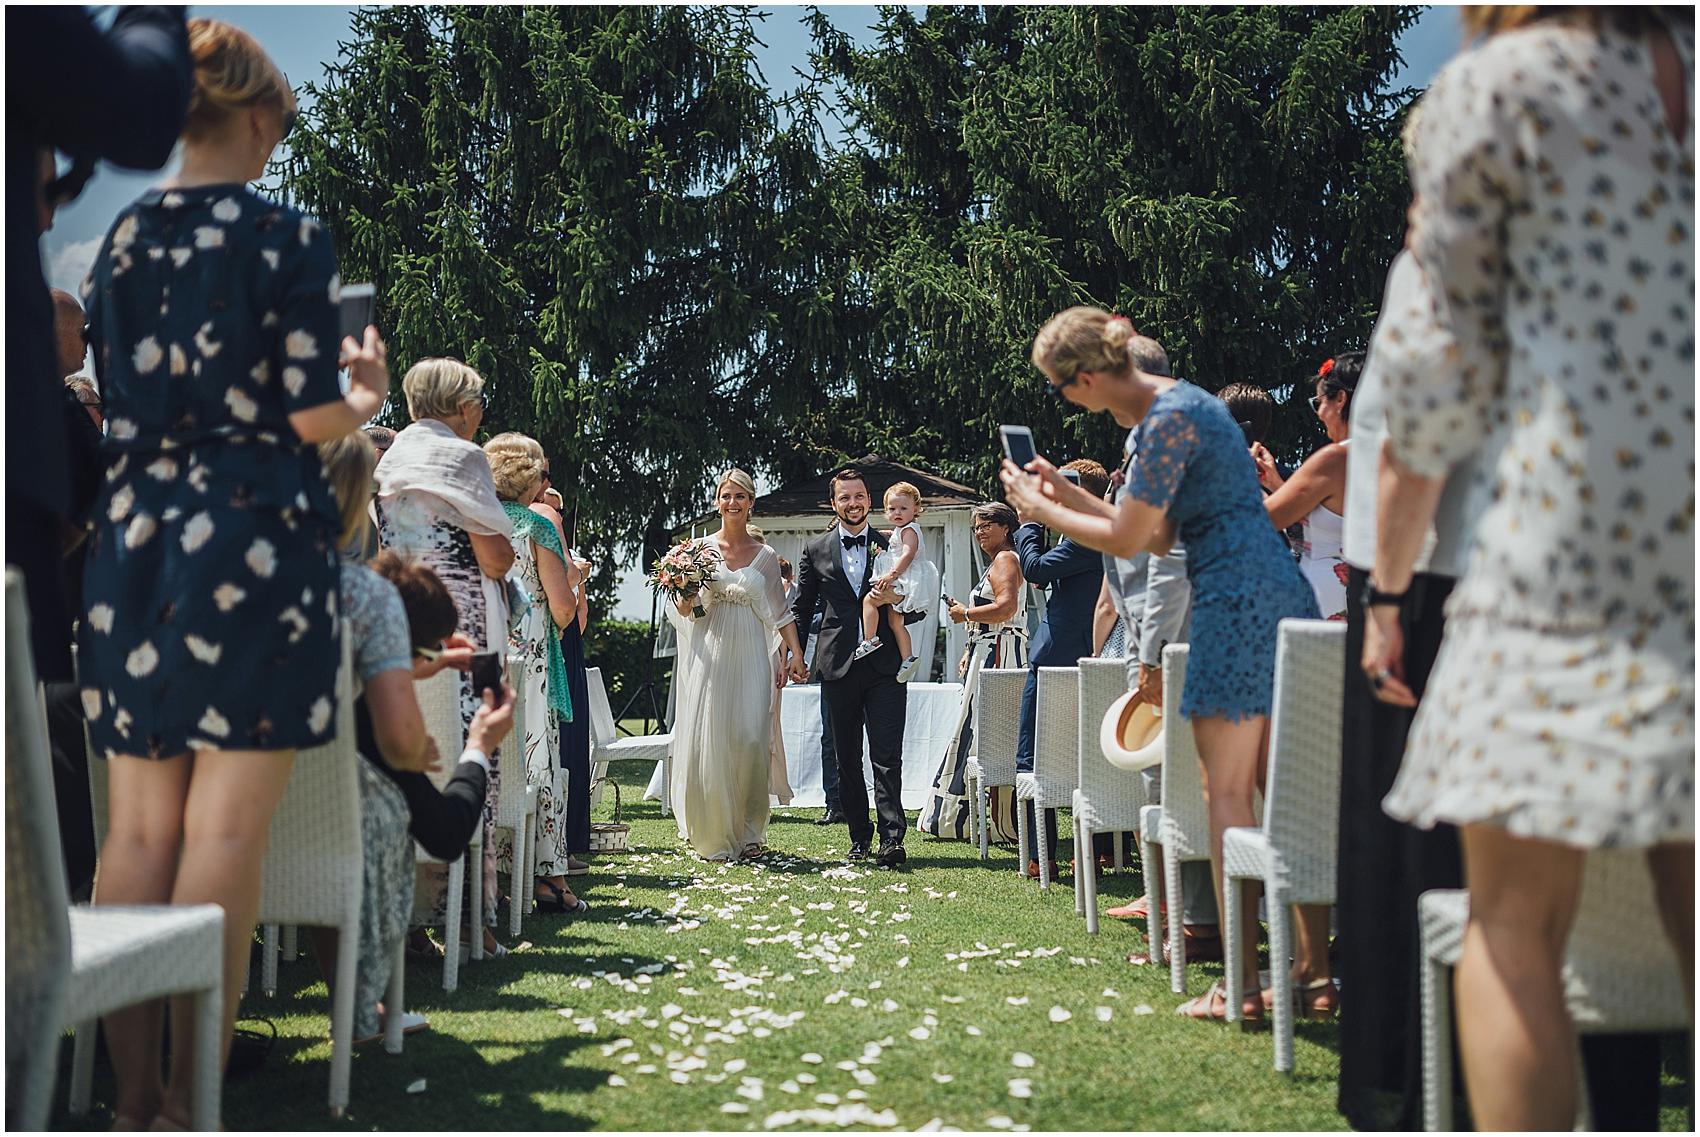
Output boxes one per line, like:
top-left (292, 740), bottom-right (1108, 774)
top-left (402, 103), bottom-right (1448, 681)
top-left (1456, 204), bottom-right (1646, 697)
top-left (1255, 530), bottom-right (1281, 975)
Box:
top-left (78, 18), bottom-right (387, 1127)
top-left (1002, 307), bottom-right (1326, 1023)
top-left (1252, 353), bottom-right (1362, 619)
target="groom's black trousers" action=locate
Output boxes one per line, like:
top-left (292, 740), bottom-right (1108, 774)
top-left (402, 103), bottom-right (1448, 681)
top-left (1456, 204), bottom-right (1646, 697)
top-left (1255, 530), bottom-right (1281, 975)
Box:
top-left (821, 663), bottom-right (908, 849)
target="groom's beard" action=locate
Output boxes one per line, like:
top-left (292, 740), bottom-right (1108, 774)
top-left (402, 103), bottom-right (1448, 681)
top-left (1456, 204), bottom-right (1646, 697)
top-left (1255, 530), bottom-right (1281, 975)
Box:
top-left (835, 506), bottom-right (867, 530)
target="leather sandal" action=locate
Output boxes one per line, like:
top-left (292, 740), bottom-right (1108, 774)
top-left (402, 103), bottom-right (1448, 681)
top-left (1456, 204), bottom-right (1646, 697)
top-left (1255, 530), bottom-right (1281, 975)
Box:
top-left (533, 879), bottom-right (587, 915)
top-left (1175, 980), bottom-right (1265, 1024)
top-left (1261, 977), bottom-right (1341, 1019)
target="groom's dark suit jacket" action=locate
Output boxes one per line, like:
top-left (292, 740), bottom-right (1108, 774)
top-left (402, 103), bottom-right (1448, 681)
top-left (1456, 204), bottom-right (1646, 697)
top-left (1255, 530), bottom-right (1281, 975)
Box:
top-left (790, 526), bottom-right (900, 682)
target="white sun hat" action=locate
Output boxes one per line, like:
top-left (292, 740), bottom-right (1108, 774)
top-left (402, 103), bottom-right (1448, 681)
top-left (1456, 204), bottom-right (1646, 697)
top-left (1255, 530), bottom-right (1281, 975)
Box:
top-left (1099, 690), bottom-right (1165, 772)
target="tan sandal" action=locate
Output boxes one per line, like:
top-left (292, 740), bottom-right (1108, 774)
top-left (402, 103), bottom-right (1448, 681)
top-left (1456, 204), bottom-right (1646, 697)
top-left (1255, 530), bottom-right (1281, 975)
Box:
top-left (1261, 977), bottom-right (1341, 1019)
top-left (1175, 980), bottom-right (1264, 1024)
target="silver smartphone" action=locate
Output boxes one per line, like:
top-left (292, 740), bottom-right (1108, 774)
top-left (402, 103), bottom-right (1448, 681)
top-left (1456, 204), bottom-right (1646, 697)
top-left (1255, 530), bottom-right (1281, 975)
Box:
top-left (338, 282), bottom-right (376, 343)
top-left (999, 424), bottom-right (1038, 470)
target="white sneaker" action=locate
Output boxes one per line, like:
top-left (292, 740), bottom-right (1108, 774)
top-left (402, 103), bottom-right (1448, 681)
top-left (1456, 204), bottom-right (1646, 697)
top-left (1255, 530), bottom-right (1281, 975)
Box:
top-left (895, 655), bottom-right (920, 683)
top-left (850, 637), bottom-right (882, 661)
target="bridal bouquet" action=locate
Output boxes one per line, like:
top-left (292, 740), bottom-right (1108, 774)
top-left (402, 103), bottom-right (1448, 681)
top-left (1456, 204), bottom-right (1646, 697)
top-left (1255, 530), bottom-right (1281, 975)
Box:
top-left (649, 540), bottom-right (720, 619)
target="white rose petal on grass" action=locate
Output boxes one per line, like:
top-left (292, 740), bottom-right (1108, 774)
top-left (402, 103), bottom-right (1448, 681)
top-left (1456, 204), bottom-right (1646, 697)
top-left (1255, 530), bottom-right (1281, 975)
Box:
top-left (720, 1102), bottom-right (750, 1114)
top-left (965, 1025), bottom-right (983, 1037)
top-left (1095, 1006), bottom-right (1113, 1022)
top-left (1005, 996), bottom-right (1028, 1006)
top-left (1011, 1052), bottom-right (1035, 1068)
top-left (88, 604), bottom-right (115, 634)
top-left (931, 1072), bottom-right (953, 1084)
top-left (405, 1078), bottom-right (426, 1094)
top-left (795, 1073), bottom-right (817, 1085)
top-left (779, 1080), bottom-right (800, 1095)
top-left (1133, 1004), bottom-right (1155, 1016)
top-left (908, 1026), bottom-right (930, 1041)
top-left (986, 1116), bottom-right (1014, 1129)
top-left (1101, 988), bottom-right (1120, 999)
top-left (1048, 1007), bottom-right (1072, 1023)
top-left (800, 1053), bottom-right (823, 1064)
top-left (606, 1074), bottom-right (627, 1088)
top-left (1008, 1078), bottom-right (1033, 1099)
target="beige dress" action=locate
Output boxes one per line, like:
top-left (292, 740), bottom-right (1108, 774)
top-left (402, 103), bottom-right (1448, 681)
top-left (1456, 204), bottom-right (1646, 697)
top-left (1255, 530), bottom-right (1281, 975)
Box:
top-left (1382, 17), bottom-right (1695, 848)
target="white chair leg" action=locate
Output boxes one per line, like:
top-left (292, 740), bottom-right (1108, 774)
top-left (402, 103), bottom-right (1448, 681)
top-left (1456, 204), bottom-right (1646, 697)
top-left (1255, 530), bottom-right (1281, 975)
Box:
top-left (1016, 799), bottom-right (1031, 878)
top-left (1269, 892), bottom-right (1295, 1073)
top-left (509, 812), bottom-right (529, 940)
top-left (328, 916), bottom-right (357, 1117)
top-left (262, 923), bottom-right (280, 996)
top-left (1073, 817), bottom-right (1086, 916)
top-left (442, 856), bottom-right (463, 993)
top-left (1140, 830), bottom-right (1164, 964)
top-left (68, 1020), bottom-right (96, 1115)
top-left (384, 936), bottom-right (406, 1055)
top-left (469, 834), bottom-right (485, 961)
top-left (661, 756), bottom-right (672, 818)
top-left (978, 779), bottom-right (991, 861)
top-left (191, 978), bottom-right (223, 1131)
top-left (1083, 824), bottom-right (1101, 935)
top-left (282, 924), bottom-right (299, 962)
top-left (1036, 808), bottom-right (1051, 892)
top-left (1224, 874), bottom-right (1244, 1022)
top-left (240, 944), bottom-right (250, 997)
top-left (1422, 951), bottom-right (1452, 1131)
top-left (1165, 849), bottom-right (1186, 995)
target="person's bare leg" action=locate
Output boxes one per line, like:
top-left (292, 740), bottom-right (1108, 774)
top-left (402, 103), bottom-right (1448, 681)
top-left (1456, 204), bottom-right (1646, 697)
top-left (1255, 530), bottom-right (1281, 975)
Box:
top-left (861, 591), bottom-right (882, 644)
top-left (1292, 904), bottom-right (1336, 1009)
top-left (95, 753), bottom-right (193, 1127)
top-left (1191, 715), bottom-right (1266, 1007)
top-left (1648, 842), bottom-right (1694, 1010)
top-left (1454, 824), bottom-right (1585, 1130)
top-left (157, 749), bottom-right (296, 1126)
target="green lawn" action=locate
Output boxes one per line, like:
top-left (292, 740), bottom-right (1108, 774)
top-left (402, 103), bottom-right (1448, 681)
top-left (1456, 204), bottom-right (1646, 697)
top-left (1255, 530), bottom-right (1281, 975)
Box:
top-left (50, 761), bottom-right (1690, 1131)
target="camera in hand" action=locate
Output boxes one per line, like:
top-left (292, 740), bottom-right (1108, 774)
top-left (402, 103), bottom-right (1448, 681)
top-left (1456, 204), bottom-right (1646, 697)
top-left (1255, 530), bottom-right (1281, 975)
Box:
top-left (470, 651), bottom-right (503, 702)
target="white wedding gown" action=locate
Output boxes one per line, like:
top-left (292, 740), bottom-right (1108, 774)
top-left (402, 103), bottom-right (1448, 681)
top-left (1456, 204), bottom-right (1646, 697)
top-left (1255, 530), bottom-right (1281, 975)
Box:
top-left (667, 541), bottom-right (794, 861)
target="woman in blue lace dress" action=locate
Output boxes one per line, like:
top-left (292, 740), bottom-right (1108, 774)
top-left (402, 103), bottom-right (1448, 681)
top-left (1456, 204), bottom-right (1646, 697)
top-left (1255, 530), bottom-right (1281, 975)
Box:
top-left (1003, 308), bottom-right (1323, 1023)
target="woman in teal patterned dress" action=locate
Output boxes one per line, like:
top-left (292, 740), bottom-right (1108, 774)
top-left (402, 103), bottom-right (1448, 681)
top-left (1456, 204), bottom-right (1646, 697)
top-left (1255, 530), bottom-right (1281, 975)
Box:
top-left (484, 434), bottom-right (587, 914)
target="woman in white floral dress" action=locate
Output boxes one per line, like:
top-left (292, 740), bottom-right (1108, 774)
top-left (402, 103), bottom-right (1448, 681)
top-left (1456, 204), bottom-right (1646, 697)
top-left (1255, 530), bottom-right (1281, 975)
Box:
top-left (1367, 7), bottom-right (1694, 1128)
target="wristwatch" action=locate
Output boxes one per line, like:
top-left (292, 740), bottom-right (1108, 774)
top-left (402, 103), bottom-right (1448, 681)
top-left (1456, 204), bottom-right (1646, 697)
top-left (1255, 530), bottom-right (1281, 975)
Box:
top-left (1360, 577), bottom-right (1407, 609)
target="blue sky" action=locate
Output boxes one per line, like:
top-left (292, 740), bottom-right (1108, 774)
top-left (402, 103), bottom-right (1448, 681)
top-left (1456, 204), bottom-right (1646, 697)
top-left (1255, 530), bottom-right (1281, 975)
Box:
top-left (44, 5), bottom-right (1462, 618)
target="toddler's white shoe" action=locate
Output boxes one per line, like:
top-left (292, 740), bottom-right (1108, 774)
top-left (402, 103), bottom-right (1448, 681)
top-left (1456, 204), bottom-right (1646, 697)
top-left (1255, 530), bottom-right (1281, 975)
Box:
top-left (895, 655), bottom-right (920, 683)
top-left (850, 637), bottom-right (882, 661)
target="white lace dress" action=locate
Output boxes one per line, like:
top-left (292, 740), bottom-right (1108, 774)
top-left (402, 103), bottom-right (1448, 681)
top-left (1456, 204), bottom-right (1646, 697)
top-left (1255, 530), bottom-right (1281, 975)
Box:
top-left (667, 542), bottom-right (796, 861)
top-left (872, 521), bottom-right (941, 614)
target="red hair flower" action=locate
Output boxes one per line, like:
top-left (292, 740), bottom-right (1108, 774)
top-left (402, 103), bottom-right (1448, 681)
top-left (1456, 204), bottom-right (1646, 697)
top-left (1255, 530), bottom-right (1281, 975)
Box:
top-left (1317, 357), bottom-right (1336, 379)
top-left (1110, 313), bottom-right (1139, 335)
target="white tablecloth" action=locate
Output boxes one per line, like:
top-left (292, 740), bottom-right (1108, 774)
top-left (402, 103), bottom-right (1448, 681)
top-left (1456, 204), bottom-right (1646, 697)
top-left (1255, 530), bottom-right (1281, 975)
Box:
top-left (644, 682), bottom-right (966, 811)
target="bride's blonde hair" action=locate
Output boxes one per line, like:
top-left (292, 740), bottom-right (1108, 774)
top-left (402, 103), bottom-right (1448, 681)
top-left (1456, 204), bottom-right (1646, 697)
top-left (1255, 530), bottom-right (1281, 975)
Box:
top-left (715, 468), bottom-right (757, 502)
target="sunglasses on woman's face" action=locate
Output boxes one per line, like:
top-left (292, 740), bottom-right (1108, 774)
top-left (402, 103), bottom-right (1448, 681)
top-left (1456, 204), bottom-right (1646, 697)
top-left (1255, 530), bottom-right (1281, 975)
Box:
top-left (1045, 371), bottom-right (1082, 400)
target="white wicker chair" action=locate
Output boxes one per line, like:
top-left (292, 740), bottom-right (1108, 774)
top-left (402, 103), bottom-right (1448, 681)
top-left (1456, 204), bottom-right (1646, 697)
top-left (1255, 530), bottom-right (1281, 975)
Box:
top-left (1420, 848), bottom-right (1689, 1131)
top-left (252, 631), bottom-right (374, 1115)
top-left (5, 572), bottom-right (224, 1132)
top-left (495, 658), bottom-right (534, 939)
top-left (415, 668), bottom-right (479, 989)
top-left (966, 668), bottom-right (1024, 861)
top-left (1221, 620), bottom-right (1346, 1069)
top-left (1144, 644), bottom-right (1214, 994)
top-left (1015, 667), bottom-right (1079, 892)
top-left (1072, 658), bottom-right (1145, 933)
top-left (587, 666), bottom-right (672, 815)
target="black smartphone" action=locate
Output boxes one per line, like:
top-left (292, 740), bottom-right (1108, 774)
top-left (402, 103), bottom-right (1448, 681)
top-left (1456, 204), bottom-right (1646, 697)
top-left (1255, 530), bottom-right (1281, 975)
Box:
top-left (338, 282), bottom-right (376, 344)
top-left (470, 651), bottom-right (503, 702)
top-left (999, 424), bottom-right (1038, 470)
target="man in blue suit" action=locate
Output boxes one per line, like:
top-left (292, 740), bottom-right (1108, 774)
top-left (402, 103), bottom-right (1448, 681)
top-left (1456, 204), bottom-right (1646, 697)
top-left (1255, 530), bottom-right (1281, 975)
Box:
top-left (1012, 458), bottom-right (1108, 877)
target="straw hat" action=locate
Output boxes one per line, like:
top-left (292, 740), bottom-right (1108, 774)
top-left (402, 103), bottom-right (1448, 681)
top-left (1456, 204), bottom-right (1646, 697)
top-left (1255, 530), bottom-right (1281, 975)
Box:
top-left (1099, 690), bottom-right (1165, 772)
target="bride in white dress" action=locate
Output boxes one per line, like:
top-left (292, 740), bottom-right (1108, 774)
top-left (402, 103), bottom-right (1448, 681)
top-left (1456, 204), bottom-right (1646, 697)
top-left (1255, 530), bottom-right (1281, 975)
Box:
top-left (668, 469), bottom-right (808, 862)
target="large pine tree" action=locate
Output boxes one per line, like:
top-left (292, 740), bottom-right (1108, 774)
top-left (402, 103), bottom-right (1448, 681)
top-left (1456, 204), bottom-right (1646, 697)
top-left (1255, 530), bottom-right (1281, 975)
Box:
top-left (281, 5), bottom-right (1421, 593)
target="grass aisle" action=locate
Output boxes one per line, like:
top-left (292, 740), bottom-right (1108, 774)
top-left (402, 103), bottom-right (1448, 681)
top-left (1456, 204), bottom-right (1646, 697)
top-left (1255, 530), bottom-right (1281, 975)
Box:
top-left (52, 762), bottom-right (1688, 1131)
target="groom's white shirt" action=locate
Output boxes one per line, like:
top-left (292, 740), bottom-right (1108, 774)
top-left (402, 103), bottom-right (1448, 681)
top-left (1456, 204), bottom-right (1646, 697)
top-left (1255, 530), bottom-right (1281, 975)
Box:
top-left (837, 520), bottom-right (870, 595)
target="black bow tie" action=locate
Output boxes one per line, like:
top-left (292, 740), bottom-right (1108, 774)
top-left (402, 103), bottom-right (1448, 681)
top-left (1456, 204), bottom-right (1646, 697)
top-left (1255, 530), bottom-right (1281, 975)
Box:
top-left (841, 533), bottom-right (867, 548)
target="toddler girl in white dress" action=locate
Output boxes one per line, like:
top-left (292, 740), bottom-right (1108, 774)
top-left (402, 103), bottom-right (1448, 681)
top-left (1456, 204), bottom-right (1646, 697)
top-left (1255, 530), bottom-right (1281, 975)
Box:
top-left (853, 481), bottom-right (940, 682)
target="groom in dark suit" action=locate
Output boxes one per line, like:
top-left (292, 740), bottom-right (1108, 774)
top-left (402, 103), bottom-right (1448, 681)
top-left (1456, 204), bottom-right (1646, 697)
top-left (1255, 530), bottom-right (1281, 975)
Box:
top-left (791, 467), bottom-right (909, 867)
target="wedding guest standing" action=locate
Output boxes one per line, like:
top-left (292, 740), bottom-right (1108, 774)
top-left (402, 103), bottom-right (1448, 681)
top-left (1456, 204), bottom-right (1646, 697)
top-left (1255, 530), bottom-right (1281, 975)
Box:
top-left (375, 356), bottom-right (514, 956)
top-left (530, 465), bottom-right (592, 874)
top-left (1005, 307), bottom-right (1325, 1023)
top-left (1373, 8), bottom-right (1694, 1128)
top-left (484, 432), bottom-right (586, 914)
top-left (1251, 356), bottom-right (1360, 619)
top-left (78, 20), bottom-right (386, 1127)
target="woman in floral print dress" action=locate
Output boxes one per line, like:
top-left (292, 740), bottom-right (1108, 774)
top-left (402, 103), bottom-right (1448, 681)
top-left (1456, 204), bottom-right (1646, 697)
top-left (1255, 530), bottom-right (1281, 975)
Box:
top-left (77, 19), bottom-right (388, 1128)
